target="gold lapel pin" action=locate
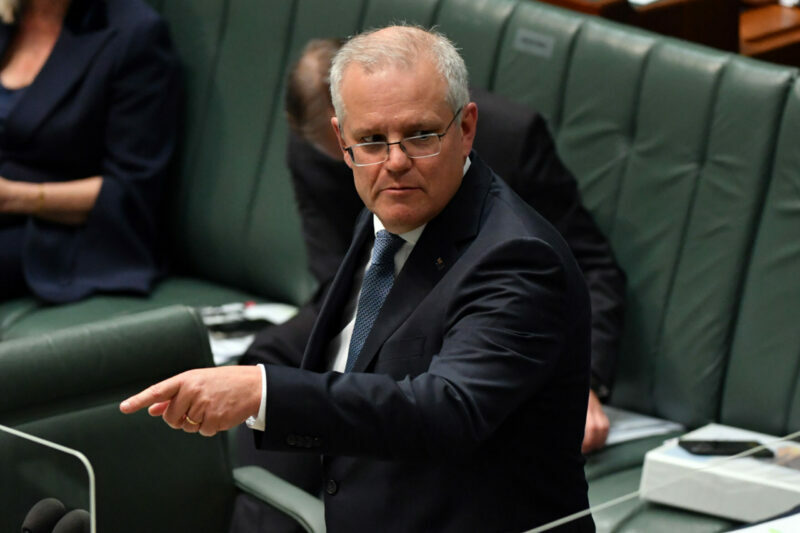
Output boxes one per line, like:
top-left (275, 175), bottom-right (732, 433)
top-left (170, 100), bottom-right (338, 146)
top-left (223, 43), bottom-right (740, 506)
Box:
top-left (434, 257), bottom-right (445, 270)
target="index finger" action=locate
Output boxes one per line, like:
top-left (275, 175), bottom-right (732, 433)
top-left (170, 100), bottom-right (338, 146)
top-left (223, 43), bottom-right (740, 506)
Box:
top-left (120, 376), bottom-right (182, 414)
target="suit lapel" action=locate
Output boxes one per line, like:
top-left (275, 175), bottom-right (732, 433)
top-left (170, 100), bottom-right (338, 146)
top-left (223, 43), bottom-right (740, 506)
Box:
top-left (302, 209), bottom-right (373, 370)
top-left (351, 154), bottom-right (493, 373)
top-left (4, 0), bottom-right (114, 146)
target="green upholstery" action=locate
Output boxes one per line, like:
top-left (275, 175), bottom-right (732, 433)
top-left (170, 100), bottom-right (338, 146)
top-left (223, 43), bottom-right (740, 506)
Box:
top-left (475, 1), bottom-right (797, 431)
top-left (493, 2), bottom-right (583, 128)
top-left (0, 278), bottom-right (257, 340)
top-left (361, 0), bottom-right (441, 28)
top-left (435, 0), bottom-right (517, 89)
top-left (0, 306), bottom-right (323, 533)
top-left (721, 77), bottom-right (800, 437)
top-left (168, 0), bottom-right (305, 299)
top-left (588, 467), bottom-right (734, 533)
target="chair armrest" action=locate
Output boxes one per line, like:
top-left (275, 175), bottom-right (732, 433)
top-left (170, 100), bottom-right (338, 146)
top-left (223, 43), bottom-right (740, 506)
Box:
top-left (233, 465), bottom-right (325, 533)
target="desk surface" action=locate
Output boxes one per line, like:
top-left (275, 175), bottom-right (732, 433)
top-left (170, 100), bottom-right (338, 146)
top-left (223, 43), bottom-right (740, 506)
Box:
top-left (741, 5), bottom-right (800, 59)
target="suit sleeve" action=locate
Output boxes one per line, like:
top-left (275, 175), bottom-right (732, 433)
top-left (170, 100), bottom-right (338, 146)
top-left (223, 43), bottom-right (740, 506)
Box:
top-left (510, 115), bottom-right (626, 395)
top-left (82, 15), bottom-right (180, 284)
top-left (258, 238), bottom-right (575, 460)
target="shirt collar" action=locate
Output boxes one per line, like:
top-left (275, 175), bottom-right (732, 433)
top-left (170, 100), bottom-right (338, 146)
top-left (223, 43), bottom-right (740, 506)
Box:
top-left (372, 215), bottom-right (425, 245)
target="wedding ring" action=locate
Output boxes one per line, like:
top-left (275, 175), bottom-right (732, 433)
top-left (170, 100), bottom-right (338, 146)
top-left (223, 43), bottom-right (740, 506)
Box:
top-left (184, 414), bottom-right (201, 425)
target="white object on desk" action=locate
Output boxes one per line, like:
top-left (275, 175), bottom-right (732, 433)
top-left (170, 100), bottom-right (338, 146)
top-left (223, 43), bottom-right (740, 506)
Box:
top-left (604, 405), bottom-right (684, 446)
top-left (640, 423), bottom-right (800, 523)
top-left (201, 302), bottom-right (299, 365)
top-left (628, 0), bottom-right (666, 6)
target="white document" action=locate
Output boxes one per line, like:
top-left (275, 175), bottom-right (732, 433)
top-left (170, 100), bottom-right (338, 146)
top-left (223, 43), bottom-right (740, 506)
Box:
top-left (200, 301), bottom-right (299, 365)
top-left (604, 405), bottom-right (685, 446)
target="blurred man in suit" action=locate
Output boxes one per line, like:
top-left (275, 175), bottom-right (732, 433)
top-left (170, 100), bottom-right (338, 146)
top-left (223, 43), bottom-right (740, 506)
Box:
top-left (122, 25), bottom-right (595, 532)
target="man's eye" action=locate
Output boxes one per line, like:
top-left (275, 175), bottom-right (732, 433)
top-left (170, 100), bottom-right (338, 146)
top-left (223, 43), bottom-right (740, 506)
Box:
top-left (361, 135), bottom-right (385, 143)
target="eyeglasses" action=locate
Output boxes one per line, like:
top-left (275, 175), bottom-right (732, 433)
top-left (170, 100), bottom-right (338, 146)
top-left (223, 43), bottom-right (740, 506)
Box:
top-left (344, 107), bottom-right (463, 167)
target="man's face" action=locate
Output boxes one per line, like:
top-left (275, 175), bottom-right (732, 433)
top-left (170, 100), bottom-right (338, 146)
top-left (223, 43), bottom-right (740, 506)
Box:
top-left (332, 58), bottom-right (477, 234)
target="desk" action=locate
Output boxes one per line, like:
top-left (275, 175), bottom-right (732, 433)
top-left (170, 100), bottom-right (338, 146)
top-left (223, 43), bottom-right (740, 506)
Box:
top-left (741, 5), bottom-right (800, 66)
top-left (535, 0), bottom-right (739, 51)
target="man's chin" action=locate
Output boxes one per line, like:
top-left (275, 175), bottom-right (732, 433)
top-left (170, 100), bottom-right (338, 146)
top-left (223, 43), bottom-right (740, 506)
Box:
top-left (376, 212), bottom-right (426, 234)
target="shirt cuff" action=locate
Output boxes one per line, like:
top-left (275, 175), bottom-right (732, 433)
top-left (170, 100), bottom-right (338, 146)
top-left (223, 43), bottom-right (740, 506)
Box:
top-left (245, 363), bottom-right (267, 431)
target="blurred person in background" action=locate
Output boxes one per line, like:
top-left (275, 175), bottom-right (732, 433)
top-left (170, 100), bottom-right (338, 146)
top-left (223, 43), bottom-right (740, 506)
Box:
top-left (0, 0), bottom-right (179, 303)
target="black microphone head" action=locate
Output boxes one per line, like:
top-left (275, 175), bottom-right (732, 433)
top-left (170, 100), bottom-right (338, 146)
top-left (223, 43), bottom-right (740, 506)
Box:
top-left (52, 509), bottom-right (90, 533)
top-left (21, 497), bottom-right (67, 533)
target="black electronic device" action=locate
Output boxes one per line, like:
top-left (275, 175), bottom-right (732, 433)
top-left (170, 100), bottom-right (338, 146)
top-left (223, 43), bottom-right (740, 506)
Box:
top-left (678, 439), bottom-right (774, 458)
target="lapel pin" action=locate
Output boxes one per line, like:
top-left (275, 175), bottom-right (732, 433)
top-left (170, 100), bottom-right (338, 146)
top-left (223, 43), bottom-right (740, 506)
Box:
top-left (434, 257), bottom-right (445, 270)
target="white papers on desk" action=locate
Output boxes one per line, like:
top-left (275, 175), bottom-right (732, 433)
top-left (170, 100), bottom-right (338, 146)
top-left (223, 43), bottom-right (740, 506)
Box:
top-left (210, 334), bottom-right (257, 365)
top-left (240, 302), bottom-right (298, 324)
top-left (628, 0), bottom-right (665, 5)
top-left (202, 302), bottom-right (299, 365)
top-left (604, 405), bottom-right (685, 446)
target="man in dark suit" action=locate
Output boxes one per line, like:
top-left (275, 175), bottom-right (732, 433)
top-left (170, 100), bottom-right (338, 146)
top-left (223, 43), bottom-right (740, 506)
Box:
top-left (122, 25), bottom-right (595, 532)
top-left (245, 38), bottom-right (625, 453)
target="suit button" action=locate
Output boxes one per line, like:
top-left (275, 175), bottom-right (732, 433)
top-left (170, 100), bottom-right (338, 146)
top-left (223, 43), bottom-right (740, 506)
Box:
top-left (286, 434), bottom-right (297, 446)
top-left (326, 479), bottom-right (338, 495)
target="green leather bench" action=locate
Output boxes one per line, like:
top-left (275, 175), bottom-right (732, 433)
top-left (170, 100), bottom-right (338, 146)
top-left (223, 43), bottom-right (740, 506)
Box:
top-left (0, 306), bottom-right (324, 533)
top-left (2, 0), bottom-right (799, 530)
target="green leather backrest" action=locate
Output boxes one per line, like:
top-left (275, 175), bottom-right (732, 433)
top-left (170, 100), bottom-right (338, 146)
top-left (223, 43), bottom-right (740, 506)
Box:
top-left (0, 307), bottom-right (235, 533)
top-left (721, 78), bottom-right (800, 437)
top-left (434, 0), bottom-right (517, 90)
top-left (485, 2), bottom-right (795, 427)
top-left (153, 0), bottom-right (314, 305)
top-left (243, 0), bottom-right (364, 302)
top-left (361, 0), bottom-right (441, 28)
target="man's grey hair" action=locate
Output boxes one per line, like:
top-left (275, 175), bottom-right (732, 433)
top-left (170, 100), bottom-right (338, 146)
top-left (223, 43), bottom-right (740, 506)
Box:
top-left (329, 25), bottom-right (469, 122)
top-left (0, 0), bottom-right (20, 24)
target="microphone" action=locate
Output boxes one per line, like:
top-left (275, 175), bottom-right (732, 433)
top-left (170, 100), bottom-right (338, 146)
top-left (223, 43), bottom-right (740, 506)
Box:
top-left (52, 509), bottom-right (90, 533)
top-left (21, 497), bottom-right (66, 533)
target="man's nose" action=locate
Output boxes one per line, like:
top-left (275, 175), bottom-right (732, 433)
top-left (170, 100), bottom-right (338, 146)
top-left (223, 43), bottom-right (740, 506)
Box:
top-left (384, 141), bottom-right (412, 172)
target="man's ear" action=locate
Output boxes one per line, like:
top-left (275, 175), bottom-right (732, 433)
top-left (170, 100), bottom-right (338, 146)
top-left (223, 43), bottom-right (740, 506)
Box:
top-left (459, 102), bottom-right (478, 159)
top-left (331, 116), bottom-right (353, 169)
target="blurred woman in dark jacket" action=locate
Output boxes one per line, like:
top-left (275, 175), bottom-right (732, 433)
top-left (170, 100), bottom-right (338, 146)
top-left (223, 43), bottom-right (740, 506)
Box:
top-left (0, 0), bottom-right (180, 302)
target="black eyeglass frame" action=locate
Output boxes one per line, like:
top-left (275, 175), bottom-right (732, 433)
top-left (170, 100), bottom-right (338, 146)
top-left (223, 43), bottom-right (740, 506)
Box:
top-left (343, 106), bottom-right (464, 167)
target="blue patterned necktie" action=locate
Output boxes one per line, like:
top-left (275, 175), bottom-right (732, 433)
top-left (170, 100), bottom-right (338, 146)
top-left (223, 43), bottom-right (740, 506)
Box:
top-left (345, 229), bottom-right (405, 372)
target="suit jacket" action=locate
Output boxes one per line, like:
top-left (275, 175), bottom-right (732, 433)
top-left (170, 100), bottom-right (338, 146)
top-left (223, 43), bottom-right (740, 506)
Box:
top-left (246, 88), bottom-right (624, 392)
top-left (0, 0), bottom-right (180, 303)
top-left (258, 154), bottom-right (594, 532)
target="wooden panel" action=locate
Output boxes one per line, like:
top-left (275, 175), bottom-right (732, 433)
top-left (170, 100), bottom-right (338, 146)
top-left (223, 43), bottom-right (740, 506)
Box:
top-left (740, 5), bottom-right (800, 66)
top-left (532, 0), bottom-right (738, 52)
